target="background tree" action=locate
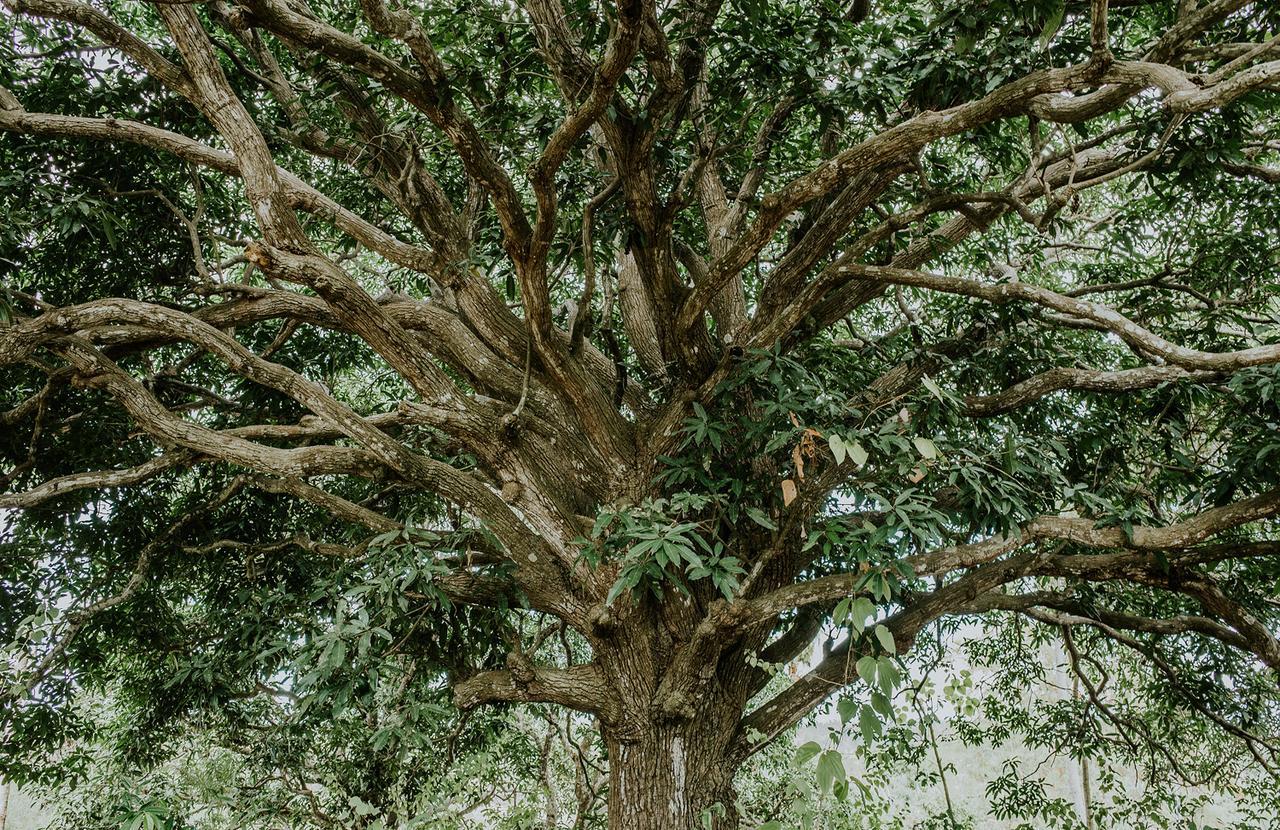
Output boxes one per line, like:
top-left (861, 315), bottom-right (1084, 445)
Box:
top-left (3, 0), bottom-right (1280, 827)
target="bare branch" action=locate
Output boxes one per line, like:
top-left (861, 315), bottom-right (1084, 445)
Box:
top-left (453, 656), bottom-right (620, 721)
top-left (965, 365), bottom-right (1220, 417)
top-left (843, 264), bottom-right (1280, 372)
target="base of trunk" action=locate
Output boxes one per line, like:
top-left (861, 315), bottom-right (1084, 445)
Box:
top-left (607, 727), bottom-right (739, 829)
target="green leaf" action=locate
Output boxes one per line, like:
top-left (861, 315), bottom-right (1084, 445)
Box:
top-left (833, 596), bottom-right (852, 626)
top-left (1038, 1), bottom-right (1066, 49)
top-left (829, 433), bottom-right (847, 465)
top-left (837, 695), bottom-right (857, 725)
top-left (858, 705), bottom-right (882, 744)
top-left (856, 655), bottom-right (878, 686)
top-left (816, 749), bottom-right (846, 794)
top-left (874, 624), bottom-right (896, 654)
top-left (848, 440), bottom-right (869, 467)
top-left (745, 507), bottom-right (777, 530)
top-left (850, 597), bottom-right (875, 633)
top-left (877, 657), bottom-right (902, 694)
top-left (794, 740), bottom-right (822, 766)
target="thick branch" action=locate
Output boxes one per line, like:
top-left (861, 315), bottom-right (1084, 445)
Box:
top-left (453, 656), bottom-right (620, 722)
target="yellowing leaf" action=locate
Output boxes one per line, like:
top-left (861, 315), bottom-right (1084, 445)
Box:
top-left (913, 436), bottom-right (939, 460)
top-left (828, 434), bottom-right (846, 465)
top-left (874, 624), bottom-right (896, 655)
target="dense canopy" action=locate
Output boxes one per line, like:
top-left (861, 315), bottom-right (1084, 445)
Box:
top-left (2, 0), bottom-right (1280, 827)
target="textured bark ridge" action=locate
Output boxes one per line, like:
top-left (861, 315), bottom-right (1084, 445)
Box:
top-left (588, 601), bottom-right (752, 827)
top-left (607, 724), bottom-right (740, 830)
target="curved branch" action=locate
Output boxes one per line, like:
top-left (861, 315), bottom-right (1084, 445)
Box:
top-left (237, 0), bottom-right (533, 257)
top-left (844, 264), bottom-right (1280, 372)
top-left (677, 60), bottom-right (1104, 334)
top-left (0, 98), bottom-right (448, 275)
top-left (960, 590), bottom-right (1251, 652)
top-left (736, 488), bottom-right (1280, 628)
top-left (243, 473), bottom-right (400, 532)
top-left (0, 451), bottom-right (192, 509)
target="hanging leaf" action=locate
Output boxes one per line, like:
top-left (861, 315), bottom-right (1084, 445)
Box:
top-left (837, 695), bottom-right (857, 725)
top-left (856, 655), bottom-right (878, 686)
top-left (858, 705), bottom-right (882, 743)
top-left (1038, 1), bottom-right (1066, 50)
top-left (745, 507), bottom-right (777, 530)
top-left (874, 624), bottom-right (896, 654)
top-left (850, 597), bottom-right (876, 633)
top-left (829, 433), bottom-right (847, 465)
top-left (816, 749), bottom-right (846, 793)
top-left (795, 740), bottom-right (822, 765)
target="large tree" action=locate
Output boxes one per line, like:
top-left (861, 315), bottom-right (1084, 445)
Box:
top-left (3, 0), bottom-right (1280, 826)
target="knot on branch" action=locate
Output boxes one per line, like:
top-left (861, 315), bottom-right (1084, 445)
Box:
top-left (243, 241), bottom-right (276, 271)
top-left (588, 605), bottom-right (616, 637)
top-left (506, 651), bottom-right (536, 684)
top-left (657, 689), bottom-right (697, 721)
top-left (498, 412), bottom-right (522, 443)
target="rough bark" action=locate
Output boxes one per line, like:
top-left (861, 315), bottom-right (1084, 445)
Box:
top-left (606, 721), bottom-right (740, 830)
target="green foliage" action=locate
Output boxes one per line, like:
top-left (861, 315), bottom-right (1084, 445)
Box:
top-left (3, 0), bottom-right (1280, 828)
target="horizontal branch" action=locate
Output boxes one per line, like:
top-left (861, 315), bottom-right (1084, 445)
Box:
top-left (453, 655), bottom-right (619, 721)
top-left (735, 488), bottom-right (1280, 628)
top-left (844, 264), bottom-right (1280, 372)
top-left (242, 474), bottom-right (399, 532)
top-left (960, 590), bottom-right (1251, 652)
top-left (965, 365), bottom-right (1221, 416)
top-left (0, 451), bottom-right (192, 509)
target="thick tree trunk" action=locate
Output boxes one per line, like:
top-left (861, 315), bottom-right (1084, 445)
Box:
top-left (606, 722), bottom-right (741, 829)
top-left (594, 593), bottom-right (760, 829)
